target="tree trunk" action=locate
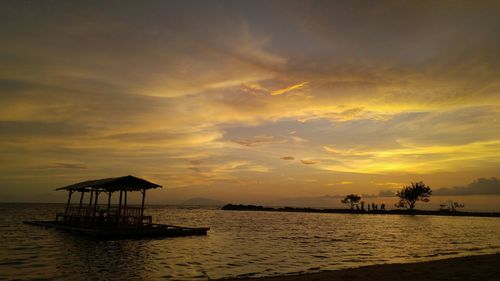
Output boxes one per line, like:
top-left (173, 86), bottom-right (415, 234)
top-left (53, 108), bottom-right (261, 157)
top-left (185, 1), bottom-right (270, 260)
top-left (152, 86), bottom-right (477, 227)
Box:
top-left (409, 201), bottom-right (415, 210)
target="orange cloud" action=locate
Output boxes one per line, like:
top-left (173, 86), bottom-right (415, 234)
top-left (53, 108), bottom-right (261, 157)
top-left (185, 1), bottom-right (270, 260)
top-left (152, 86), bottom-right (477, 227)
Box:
top-left (301, 159), bottom-right (319, 165)
top-left (271, 82), bottom-right (309, 96)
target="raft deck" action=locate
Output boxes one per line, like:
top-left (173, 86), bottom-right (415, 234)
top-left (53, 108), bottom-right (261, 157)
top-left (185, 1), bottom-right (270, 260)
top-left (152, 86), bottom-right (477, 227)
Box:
top-left (24, 220), bottom-right (209, 239)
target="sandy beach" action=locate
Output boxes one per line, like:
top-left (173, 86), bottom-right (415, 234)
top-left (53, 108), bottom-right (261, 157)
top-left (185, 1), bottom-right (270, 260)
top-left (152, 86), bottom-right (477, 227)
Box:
top-left (218, 253), bottom-right (500, 281)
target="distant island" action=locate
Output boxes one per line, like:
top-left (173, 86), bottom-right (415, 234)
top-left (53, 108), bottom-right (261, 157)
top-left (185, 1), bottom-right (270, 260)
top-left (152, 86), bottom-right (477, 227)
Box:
top-left (181, 197), bottom-right (228, 206)
top-left (222, 181), bottom-right (500, 218)
top-left (222, 204), bottom-right (500, 218)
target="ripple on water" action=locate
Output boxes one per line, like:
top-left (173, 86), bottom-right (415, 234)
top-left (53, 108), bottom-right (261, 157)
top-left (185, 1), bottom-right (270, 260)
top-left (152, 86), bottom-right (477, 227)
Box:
top-left (1, 204), bottom-right (499, 281)
top-left (0, 259), bottom-right (28, 266)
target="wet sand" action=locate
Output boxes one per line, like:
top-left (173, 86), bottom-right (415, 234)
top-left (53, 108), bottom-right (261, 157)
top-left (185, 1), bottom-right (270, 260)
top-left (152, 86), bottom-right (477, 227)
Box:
top-left (218, 253), bottom-right (500, 281)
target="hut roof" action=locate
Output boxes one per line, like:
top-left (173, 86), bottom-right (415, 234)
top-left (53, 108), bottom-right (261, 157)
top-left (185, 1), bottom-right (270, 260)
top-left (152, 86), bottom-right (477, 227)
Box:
top-left (56, 175), bottom-right (162, 192)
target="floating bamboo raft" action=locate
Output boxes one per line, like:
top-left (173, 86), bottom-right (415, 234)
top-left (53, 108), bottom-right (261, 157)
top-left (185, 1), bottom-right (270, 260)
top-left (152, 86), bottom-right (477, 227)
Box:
top-left (24, 220), bottom-right (209, 239)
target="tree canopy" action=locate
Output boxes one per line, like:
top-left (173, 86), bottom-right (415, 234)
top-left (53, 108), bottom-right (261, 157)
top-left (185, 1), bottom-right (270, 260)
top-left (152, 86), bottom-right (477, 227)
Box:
top-left (395, 181), bottom-right (432, 210)
top-left (341, 194), bottom-right (361, 210)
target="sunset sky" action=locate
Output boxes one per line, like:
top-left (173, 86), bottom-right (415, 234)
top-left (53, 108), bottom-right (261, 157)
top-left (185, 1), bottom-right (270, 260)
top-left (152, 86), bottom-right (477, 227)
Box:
top-left (1, 1), bottom-right (499, 209)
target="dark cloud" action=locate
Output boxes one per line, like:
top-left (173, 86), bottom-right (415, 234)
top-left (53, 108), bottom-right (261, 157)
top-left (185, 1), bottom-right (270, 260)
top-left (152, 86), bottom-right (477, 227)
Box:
top-left (0, 79), bottom-right (38, 92)
top-left (189, 167), bottom-right (202, 173)
top-left (378, 190), bottom-right (396, 197)
top-left (280, 156), bottom-right (294, 160)
top-left (0, 121), bottom-right (90, 139)
top-left (33, 163), bottom-right (87, 170)
top-left (277, 194), bottom-right (343, 204)
top-left (189, 160), bottom-right (203, 165)
top-left (285, 1), bottom-right (500, 72)
top-left (301, 159), bottom-right (318, 165)
top-left (319, 195), bottom-right (345, 199)
top-left (434, 177), bottom-right (500, 195)
top-left (232, 135), bottom-right (286, 147)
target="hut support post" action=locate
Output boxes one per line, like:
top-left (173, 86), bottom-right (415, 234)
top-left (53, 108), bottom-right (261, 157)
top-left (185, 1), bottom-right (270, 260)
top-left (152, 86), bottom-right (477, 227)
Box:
top-left (93, 188), bottom-right (99, 220)
top-left (124, 190), bottom-right (128, 216)
top-left (118, 190), bottom-right (123, 220)
top-left (66, 190), bottom-right (73, 207)
top-left (123, 191), bottom-right (128, 227)
top-left (64, 190), bottom-right (73, 217)
top-left (88, 188), bottom-right (94, 208)
top-left (79, 191), bottom-right (84, 207)
top-left (78, 191), bottom-right (85, 216)
top-left (140, 189), bottom-right (146, 226)
top-left (107, 192), bottom-right (111, 215)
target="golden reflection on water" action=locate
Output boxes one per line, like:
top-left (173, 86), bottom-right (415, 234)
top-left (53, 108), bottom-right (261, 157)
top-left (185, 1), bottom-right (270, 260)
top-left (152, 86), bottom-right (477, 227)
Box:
top-left (1, 204), bottom-right (499, 280)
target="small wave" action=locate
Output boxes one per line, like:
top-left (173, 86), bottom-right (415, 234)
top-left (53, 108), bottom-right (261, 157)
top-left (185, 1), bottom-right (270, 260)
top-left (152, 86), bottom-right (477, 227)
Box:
top-left (27, 263), bottom-right (48, 268)
top-left (342, 258), bottom-right (364, 263)
top-left (237, 272), bottom-right (258, 277)
top-left (0, 260), bottom-right (26, 266)
top-left (421, 254), bottom-right (439, 258)
top-left (439, 251), bottom-right (459, 256)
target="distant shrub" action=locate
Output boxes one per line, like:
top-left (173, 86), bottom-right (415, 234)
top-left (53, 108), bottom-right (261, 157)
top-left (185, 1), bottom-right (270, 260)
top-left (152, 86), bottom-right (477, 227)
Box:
top-left (439, 201), bottom-right (465, 212)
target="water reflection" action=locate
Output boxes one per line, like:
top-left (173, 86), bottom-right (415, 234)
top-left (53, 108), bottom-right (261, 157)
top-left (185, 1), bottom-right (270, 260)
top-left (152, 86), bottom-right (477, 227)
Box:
top-left (54, 234), bottom-right (155, 280)
top-left (1, 204), bottom-right (499, 280)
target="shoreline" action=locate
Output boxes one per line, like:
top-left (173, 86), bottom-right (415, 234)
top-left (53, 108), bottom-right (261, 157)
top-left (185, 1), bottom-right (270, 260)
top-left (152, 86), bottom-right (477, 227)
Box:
top-left (222, 204), bottom-right (500, 218)
top-left (217, 253), bottom-right (500, 281)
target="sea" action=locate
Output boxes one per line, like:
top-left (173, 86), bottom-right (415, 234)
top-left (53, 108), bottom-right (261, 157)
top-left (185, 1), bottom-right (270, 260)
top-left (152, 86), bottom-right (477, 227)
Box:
top-left (1, 203), bottom-right (499, 280)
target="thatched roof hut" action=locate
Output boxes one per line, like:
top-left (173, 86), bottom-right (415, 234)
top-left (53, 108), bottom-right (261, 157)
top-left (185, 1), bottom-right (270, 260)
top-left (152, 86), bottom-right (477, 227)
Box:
top-left (25, 175), bottom-right (209, 238)
top-left (56, 175), bottom-right (162, 192)
top-left (56, 175), bottom-right (162, 228)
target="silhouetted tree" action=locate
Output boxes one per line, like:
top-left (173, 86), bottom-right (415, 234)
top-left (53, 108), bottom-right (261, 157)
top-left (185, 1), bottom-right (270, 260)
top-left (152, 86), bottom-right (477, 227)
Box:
top-left (341, 194), bottom-right (361, 210)
top-left (395, 181), bottom-right (432, 210)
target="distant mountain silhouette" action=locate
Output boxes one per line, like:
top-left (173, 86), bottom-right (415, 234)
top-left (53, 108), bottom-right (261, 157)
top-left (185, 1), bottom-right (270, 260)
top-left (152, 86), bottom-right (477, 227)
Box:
top-left (180, 197), bottom-right (228, 206)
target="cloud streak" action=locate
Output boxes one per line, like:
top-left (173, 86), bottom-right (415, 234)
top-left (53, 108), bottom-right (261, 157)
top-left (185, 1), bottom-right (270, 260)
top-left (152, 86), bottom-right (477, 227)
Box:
top-left (271, 82), bottom-right (308, 96)
top-left (33, 163), bottom-right (88, 170)
top-left (301, 160), bottom-right (318, 165)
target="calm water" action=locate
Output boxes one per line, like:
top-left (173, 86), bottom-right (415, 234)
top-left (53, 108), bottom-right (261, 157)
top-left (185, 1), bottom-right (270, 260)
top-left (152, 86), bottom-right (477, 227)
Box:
top-left (1, 203), bottom-right (499, 280)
